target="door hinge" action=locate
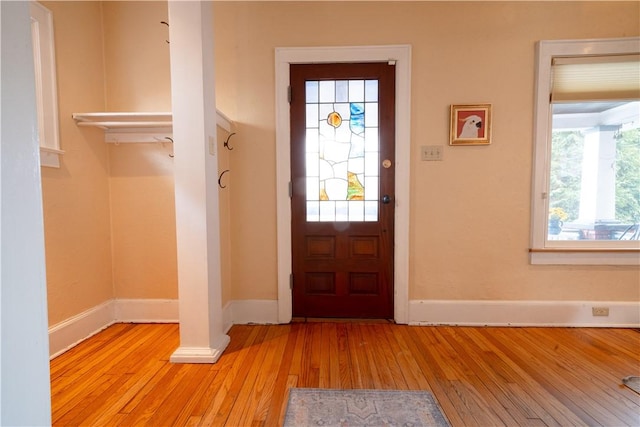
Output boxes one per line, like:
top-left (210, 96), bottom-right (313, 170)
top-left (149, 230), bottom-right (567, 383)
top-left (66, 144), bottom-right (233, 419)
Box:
top-left (287, 86), bottom-right (292, 103)
top-left (289, 273), bottom-right (294, 289)
top-left (289, 181), bottom-right (293, 198)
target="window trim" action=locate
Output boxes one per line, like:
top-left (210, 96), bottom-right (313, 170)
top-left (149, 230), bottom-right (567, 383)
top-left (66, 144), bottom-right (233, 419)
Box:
top-left (531, 37), bottom-right (640, 265)
top-left (30, 1), bottom-right (63, 168)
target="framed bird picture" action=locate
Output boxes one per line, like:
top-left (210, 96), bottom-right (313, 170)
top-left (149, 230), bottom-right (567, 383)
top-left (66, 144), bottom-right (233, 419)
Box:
top-left (450, 104), bottom-right (492, 145)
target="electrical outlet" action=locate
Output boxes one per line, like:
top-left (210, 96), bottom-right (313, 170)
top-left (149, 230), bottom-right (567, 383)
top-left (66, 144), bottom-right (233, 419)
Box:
top-left (421, 145), bottom-right (443, 161)
top-left (592, 307), bottom-right (610, 316)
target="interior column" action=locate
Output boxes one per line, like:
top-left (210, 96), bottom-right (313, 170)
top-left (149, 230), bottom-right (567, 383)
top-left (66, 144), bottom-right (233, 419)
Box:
top-left (168, 1), bottom-right (229, 363)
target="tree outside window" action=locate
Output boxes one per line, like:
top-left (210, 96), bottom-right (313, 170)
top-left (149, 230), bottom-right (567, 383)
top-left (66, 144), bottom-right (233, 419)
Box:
top-left (548, 101), bottom-right (640, 241)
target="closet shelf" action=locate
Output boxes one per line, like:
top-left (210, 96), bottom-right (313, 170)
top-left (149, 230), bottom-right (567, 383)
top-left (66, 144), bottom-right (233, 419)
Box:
top-left (72, 111), bottom-right (233, 143)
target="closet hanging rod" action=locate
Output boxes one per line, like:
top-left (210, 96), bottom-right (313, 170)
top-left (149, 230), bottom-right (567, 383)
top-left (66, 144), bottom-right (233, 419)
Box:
top-left (75, 121), bottom-right (171, 128)
top-left (72, 111), bottom-right (233, 133)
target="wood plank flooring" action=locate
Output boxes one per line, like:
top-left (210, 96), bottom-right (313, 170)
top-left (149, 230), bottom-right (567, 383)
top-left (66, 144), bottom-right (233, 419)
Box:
top-left (50, 322), bottom-right (640, 426)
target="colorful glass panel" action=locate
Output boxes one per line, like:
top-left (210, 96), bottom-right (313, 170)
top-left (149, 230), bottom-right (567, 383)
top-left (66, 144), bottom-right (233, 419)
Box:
top-left (305, 79), bottom-right (379, 222)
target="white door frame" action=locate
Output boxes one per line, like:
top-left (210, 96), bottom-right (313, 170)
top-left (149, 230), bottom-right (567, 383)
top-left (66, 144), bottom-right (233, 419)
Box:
top-left (275, 45), bottom-right (412, 324)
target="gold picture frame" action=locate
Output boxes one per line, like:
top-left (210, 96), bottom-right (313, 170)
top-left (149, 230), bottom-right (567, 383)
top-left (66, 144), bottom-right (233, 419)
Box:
top-left (449, 104), bottom-right (492, 146)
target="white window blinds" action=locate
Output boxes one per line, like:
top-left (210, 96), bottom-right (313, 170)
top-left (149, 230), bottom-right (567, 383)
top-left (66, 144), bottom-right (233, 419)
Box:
top-left (551, 54), bottom-right (640, 102)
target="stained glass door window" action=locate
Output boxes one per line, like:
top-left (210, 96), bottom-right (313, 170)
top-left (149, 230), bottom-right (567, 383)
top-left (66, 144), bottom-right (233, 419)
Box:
top-left (304, 79), bottom-right (379, 222)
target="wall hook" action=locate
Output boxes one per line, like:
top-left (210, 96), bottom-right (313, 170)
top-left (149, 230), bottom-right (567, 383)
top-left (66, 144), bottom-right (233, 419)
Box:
top-left (218, 169), bottom-right (230, 188)
top-left (223, 132), bottom-right (236, 150)
top-left (164, 136), bottom-right (174, 157)
top-left (160, 21), bottom-right (170, 44)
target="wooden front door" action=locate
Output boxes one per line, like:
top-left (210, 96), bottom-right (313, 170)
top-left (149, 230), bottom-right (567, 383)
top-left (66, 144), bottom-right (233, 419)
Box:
top-left (290, 62), bottom-right (395, 318)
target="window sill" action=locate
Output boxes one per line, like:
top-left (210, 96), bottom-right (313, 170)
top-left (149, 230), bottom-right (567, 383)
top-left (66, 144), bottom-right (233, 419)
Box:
top-left (529, 248), bottom-right (640, 265)
top-left (40, 147), bottom-right (64, 168)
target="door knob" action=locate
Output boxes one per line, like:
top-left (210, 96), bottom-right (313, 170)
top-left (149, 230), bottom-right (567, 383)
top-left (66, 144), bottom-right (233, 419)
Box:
top-left (382, 195), bottom-right (391, 204)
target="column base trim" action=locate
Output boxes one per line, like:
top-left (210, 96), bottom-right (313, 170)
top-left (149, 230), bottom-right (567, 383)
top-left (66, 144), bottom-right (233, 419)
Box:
top-left (169, 334), bottom-right (230, 364)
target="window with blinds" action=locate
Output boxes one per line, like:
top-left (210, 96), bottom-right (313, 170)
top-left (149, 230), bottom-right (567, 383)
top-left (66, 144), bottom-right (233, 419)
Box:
top-left (531, 38), bottom-right (640, 265)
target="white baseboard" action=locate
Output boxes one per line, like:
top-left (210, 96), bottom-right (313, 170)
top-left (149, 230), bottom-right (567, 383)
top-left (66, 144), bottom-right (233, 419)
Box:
top-left (228, 299), bottom-right (279, 325)
top-left (51, 298), bottom-right (639, 359)
top-left (409, 300), bottom-right (640, 327)
top-left (48, 298), bottom-right (275, 359)
top-left (222, 301), bottom-right (233, 333)
top-left (48, 300), bottom-right (116, 359)
top-left (114, 298), bottom-right (179, 323)
top-left (49, 298), bottom-right (178, 359)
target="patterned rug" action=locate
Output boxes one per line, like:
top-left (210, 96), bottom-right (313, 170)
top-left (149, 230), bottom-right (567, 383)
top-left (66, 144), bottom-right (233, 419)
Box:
top-left (283, 388), bottom-right (451, 426)
top-left (623, 376), bottom-right (640, 394)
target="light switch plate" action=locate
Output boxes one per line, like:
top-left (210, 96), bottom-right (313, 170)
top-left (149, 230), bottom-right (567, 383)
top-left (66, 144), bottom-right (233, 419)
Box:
top-left (421, 145), bottom-right (443, 161)
top-left (208, 136), bottom-right (216, 156)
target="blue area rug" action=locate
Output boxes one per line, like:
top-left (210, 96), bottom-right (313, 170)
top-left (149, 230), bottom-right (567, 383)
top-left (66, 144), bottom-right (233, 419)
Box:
top-left (283, 388), bottom-right (451, 426)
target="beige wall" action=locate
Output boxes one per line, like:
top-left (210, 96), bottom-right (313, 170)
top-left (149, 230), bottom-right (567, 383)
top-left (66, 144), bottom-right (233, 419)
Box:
top-left (43, 1), bottom-right (179, 322)
top-left (102, 2), bottom-right (179, 300)
top-left (108, 143), bottom-right (178, 299)
top-left (42, 1), bottom-right (639, 327)
top-left (214, 1), bottom-right (640, 302)
top-left (102, 1), bottom-right (171, 112)
top-left (218, 125), bottom-right (233, 306)
top-left (43, 1), bottom-right (234, 323)
top-left (41, 1), bottom-right (113, 325)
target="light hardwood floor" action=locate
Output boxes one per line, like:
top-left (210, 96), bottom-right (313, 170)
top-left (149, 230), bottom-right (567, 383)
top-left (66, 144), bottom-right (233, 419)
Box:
top-left (50, 322), bottom-right (640, 426)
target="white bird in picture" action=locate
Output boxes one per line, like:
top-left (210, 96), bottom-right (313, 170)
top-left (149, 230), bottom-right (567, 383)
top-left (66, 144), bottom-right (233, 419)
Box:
top-left (458, 115), bottom-right (483, 138)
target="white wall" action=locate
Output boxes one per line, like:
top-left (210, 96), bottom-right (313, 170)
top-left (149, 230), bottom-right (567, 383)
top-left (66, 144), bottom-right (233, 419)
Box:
top-left (0, 1), bottom-right (52, 425)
